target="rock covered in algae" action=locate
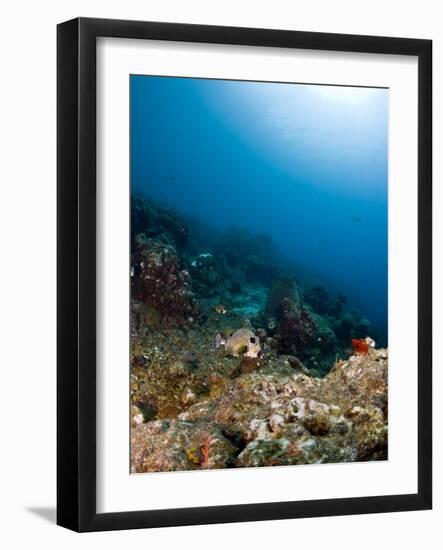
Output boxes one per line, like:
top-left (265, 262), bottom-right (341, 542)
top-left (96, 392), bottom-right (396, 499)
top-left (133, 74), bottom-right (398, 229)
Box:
top-left (177, 349), bottom-right (388, 468)
top-left (130, 312), bottom-right (388, 472)
top-left (131, 234), bottom-right (198, 327)
top-left (131, 195), bottom-right (189, 247)
top-left (131, 419), bottom-right (238, 472)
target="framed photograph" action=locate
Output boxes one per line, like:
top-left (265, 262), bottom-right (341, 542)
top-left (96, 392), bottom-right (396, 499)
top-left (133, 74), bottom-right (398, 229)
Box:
top-left (57, 17), bottom-right (432, 532)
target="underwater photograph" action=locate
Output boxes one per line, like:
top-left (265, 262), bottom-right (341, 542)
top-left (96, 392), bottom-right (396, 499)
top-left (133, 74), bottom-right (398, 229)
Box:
top-left (130, 75), bottom-right (388, 473)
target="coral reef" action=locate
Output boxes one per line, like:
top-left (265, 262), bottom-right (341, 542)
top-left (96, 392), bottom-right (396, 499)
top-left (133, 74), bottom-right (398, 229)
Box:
top-left (215, 226), bottom-right (281, 286)
top-left (131, 347), bottom-right (388, 471)
top-left (273, 299), bottom-right (318, 356)
top-left (263, 278), bottom-right (321, 365)
top-left (131, 234), bottom-right (198, 328)
top-left (131, 195), bottom-right (189, 247)
top-left (189, 253), bottom-right (225, 298)
top-left (131, 420), bottom-right (238, 472)
top-left (303, 285), bottom-right (346, 317)
top-left (265, 277), bottom-right (301, 319)
top-left (129, 195), bottom-right (388, 472)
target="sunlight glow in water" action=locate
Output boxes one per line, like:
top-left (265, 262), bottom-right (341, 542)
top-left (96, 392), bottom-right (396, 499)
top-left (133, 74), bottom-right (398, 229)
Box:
top-left (131, 76), bottom-right (388, 337)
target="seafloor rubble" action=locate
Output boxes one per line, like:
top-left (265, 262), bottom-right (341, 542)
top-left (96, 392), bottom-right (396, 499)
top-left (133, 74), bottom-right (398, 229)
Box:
top-left (130, 195), bottom-right (388, 473)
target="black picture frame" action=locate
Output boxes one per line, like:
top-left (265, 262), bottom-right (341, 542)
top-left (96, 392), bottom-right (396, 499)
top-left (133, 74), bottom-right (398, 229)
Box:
top-left (57, 17), bottom-right (432, 532)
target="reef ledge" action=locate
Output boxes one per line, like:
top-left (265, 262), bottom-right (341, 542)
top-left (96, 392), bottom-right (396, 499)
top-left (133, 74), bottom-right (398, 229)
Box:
top-left (131, 348), bottom-right (387, 472)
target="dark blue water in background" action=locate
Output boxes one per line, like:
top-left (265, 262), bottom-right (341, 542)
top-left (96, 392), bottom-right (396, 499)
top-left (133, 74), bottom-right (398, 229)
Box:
top-left (131, 75), bottom-right (388, 340)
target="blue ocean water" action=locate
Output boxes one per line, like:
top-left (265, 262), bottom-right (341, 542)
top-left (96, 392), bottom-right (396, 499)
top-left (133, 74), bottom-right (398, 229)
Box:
top-left (131, 75), bottom-right (388, 340)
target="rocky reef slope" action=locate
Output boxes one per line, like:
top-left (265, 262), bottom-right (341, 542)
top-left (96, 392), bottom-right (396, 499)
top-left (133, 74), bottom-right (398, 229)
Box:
top-left (131, 347), bottom-right (387, 472)
top-left (130, 195), bottom-right (388, 472)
